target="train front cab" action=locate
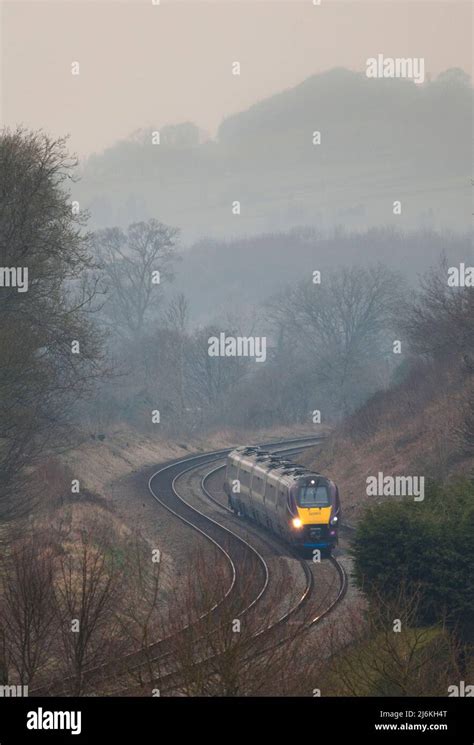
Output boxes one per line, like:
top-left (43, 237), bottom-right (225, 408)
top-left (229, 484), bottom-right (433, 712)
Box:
top-left (288, 476), bottom-right (340, 556)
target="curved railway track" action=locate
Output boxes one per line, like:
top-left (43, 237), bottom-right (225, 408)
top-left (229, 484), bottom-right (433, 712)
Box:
top-left (132, 436), bottom-right (347, 694)
top-left (200, 458), bottom-right (348, 634)
top-left (33, 436), bottom-right (349, 696)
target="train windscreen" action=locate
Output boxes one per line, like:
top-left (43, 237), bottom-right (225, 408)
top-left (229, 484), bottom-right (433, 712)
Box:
top-left (297, 484), bottom-right (330, 507)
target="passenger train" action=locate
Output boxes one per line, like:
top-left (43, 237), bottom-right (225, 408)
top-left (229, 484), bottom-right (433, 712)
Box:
top-left (223, 446), bottom-right (341, 555)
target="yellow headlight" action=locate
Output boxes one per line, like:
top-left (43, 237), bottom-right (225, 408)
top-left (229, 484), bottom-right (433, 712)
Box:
top-left (292, 517), bottom-right (303, 529)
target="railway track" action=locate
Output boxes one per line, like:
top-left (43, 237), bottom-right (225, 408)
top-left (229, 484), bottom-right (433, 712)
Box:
top-left (126, 436), bottom-right (347, 694)
top-left (32, 435), bottom-right (349, 696)
top-left (201, 457), bottom-right (348, 632)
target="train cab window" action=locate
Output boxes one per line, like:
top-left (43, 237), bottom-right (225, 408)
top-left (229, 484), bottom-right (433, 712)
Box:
top-left (297, 484), bottom-right (330, 507)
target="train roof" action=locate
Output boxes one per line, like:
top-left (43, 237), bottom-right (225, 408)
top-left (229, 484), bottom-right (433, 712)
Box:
top-left (228, 446), bottom-right (327, 485)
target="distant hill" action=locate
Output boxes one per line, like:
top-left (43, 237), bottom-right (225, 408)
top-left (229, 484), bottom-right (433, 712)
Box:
top-left (77, 67), bottom-right (472, 240)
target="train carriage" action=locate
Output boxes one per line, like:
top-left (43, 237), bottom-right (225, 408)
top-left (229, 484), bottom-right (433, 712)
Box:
top-left (224, 446), bottom-right (340, 555)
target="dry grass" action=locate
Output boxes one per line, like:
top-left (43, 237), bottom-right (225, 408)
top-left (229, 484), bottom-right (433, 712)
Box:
top-left (58, 422), bottom-right (322, 501)
top-left (302, 365), bottom-right (474, 523)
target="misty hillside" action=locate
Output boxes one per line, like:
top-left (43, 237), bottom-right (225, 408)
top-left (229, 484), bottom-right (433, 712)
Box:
top-left (173, 227), bottom-right (471, 322)
top-left (302, 271), bottom-right (474, 524)
top-left (303, 358), bottom-right (474, 525)
top-left (78, 67), bottom-right (472, 240)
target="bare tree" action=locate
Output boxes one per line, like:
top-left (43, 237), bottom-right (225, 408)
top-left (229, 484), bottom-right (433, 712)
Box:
top-left (402, 258), bottom-right (474, 371)
top-left (161, 549), bottom-right (318, 697)
top-left (321, 586), bottom-right (462, 696)
top-left (113, 532), bottom-right (162, 692)
top-left (55, 525), bottom-right (122, 695)
top-left (185, 325), bottom-right (249, 415)
top-left (93, 219), bottom-right (179, 339)
top-left (0, 531), bottom-right (57, 687)
top-left (164, 292), bottom-right (189, 334)
top-left (267, 265), bottom-right (405, 416)
top-left (163, 293), bottom-right (189, 425)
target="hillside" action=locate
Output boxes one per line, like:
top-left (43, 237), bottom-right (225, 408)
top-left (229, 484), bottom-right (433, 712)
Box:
top-left (303, 359), bottom-right (474, 524)
top-left (78, 68), bottom-right (473, 239)
top-left (172, 227), bottom-right (470, 322)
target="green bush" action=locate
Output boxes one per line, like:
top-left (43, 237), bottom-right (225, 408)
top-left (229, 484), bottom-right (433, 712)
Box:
top-left (352, 479), bottom-right (474, 644)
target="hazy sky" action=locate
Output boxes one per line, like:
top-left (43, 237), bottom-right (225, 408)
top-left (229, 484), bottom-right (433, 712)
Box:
top-left (1, 1), bottom-right (471, 157)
